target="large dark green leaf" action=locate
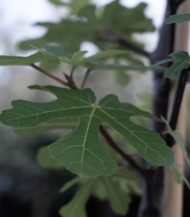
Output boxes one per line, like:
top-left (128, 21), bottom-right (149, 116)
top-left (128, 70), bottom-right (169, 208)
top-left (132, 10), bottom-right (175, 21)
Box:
top-left (0, 86), bottom-right (174, 176)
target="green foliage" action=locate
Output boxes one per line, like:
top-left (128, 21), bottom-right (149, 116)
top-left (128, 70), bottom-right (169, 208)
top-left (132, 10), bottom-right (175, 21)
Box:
top-left (0, 52), bottom-right (44, 65)
top-left (48, 0), bottom-right (66, 6)
top-left (37, 146), bottom-right (63, 169)
top-left (101, 177), bottom-right (130, 215)
top-left (163, 118), bottom-right (190, 167)
top-left (49, 0), bottom-right (90, 13)
top-left (164, 59), bottom-right (189, 79)
top-left (0, 48), bottom-right (142, 70)
top-left (19, 1), bottom-right (155, 53)
top-left (60, 179), bottom-right (95, 217)
top-left (36, 45), bottom-right (156, 72)
top-left (170, 166), bottom-right (190, 189)
top-left (162, 118), bottom-right (190, 188)
top-left (1, 1), bottom-right (189, 216)
top-left (0, 86), bottom-right (174, 177)
top-left (166, 13), bottom-right (190, 24)
top-left (16, 0), bottom-right (156, 84)
top-left (100, 1), bottom-right (155, 34)
top-left (68, 0), bottom-right (91, 13)
top-left (115, 70), bottom-right (131, 86)
top-left (14, 117), bottom-right (77, 135)
top-left (155, 51), bottom-right (190, 79)
top-left (41, 46), bottom-right (134, 66)
top-left (59, 169), bottom-right (137, 217)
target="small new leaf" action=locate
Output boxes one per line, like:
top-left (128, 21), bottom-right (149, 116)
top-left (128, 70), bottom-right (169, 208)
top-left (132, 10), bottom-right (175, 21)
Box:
top-left (41, 46), bottom-right (133, 66)
top-left (164, 51), bottom-right (190, 79)
top-left (60, 179), bottom-right (95, 217)
top-left (166, 14), bottom-right (190, 24)
top-left (0, 86), bottom-right (174, 176)
top-left (163, 118), bottom-right (190, 167)
top-left (169, 51), bottom-right (189, 59)
top-left (170, 166), bottom-right (190, 189)
top-left (164, 59), bottom-right (190, 79)
top-left (101, 177), bottom-right (130, 215)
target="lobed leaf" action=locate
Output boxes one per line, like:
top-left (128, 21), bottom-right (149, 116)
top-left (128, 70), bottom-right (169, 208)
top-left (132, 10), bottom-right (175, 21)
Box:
top-left (0, 86), bottom-right (174, 176)
top-left (19, 2), bottom-right (155, 53)
top-left (164, 59), bottom-right (190, 79)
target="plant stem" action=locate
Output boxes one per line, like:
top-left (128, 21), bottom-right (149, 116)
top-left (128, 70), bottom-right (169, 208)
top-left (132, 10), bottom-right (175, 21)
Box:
top-left (70, 66), bottom-right (76, 79)
top-left (165, 67), bottom-right (189, 146)
top-left (138, 1), bottom-right (184, 216)
top-left (80, 68), bottom-right (91, 89)
top-left (116, 37), bottom-right (151, 58)
top-left (99, 125), bottom-right (146, 176)
top-left (169, 68), bottom-right (189, 130)
top-left (31, 64), bottom-right (68, 86)
top-left (64, 73), bottom-right (79, 90)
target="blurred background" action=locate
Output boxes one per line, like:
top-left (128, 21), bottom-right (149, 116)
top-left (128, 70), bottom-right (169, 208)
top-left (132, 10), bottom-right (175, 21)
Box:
top-left (0, 0), bottom-right (189, 217)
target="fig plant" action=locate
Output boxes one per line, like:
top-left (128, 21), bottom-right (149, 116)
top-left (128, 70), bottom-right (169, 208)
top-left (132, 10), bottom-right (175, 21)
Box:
top-left (0, 1), bottom-right (190, 217)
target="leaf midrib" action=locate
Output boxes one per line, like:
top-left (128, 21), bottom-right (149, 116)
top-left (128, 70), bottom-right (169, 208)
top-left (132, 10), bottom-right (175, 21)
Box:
top-left (3, 105), bottom-right (91, 124)
top-left (80, 106), bottom-right (96, 175)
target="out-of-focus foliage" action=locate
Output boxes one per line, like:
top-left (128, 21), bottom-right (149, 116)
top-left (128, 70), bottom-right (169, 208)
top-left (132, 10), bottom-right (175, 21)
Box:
top-left (155, 51), bottom-right (190, 79)
top-left (19, 0), bottom-right (155, 53)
